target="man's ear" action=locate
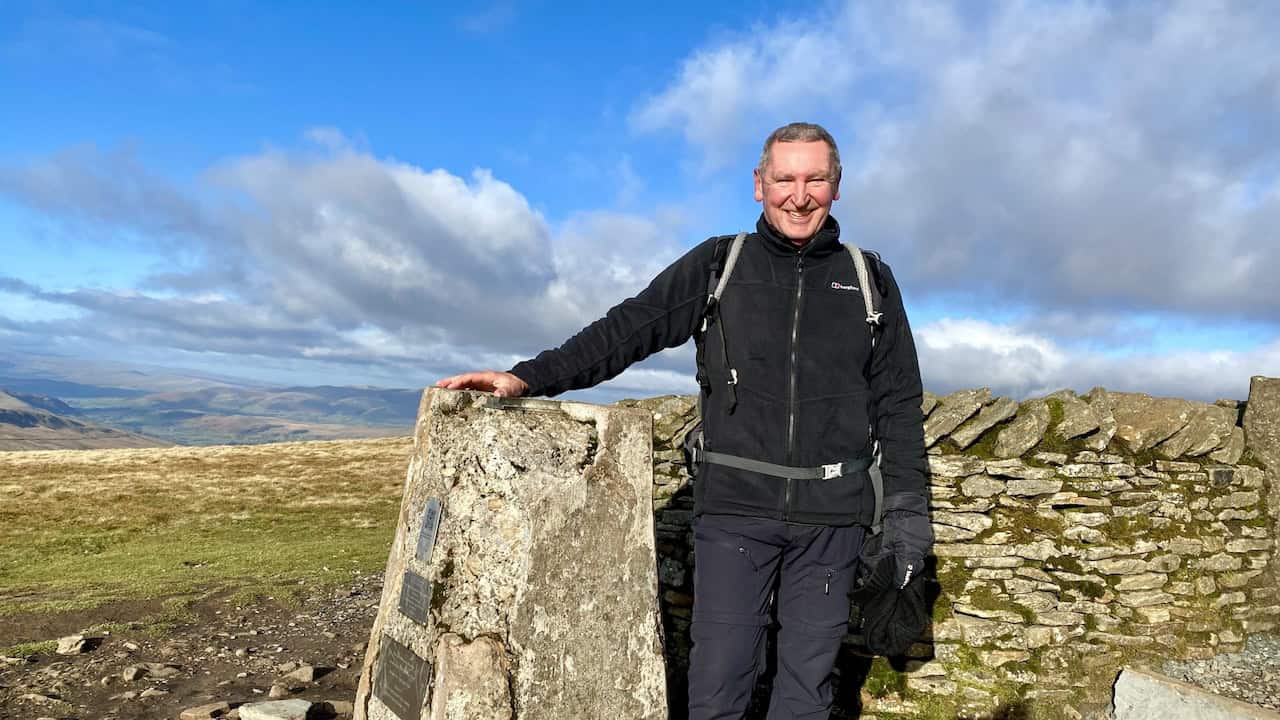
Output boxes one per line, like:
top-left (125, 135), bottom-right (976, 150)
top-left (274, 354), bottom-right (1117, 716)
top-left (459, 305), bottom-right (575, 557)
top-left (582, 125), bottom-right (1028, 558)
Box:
top-left (753, 168), bottom-right (765, 202)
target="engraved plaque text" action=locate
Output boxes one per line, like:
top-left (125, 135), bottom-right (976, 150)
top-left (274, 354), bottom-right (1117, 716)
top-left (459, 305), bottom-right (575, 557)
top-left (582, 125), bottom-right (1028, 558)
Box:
top-left (415, 498), bottom-right (442, 564)
top-left (398, 570), bottom-right (432, 625)
top-left (373, 634), bottom-right (432, 720)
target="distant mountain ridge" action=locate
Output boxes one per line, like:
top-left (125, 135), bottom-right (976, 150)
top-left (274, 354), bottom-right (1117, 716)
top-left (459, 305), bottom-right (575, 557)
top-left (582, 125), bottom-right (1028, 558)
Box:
top-left (0, 390), bottom-right (82, 416)
top-left (0, 351), bottom-right (417, 448)
top-left (0, 390), bottom-right (168, 451)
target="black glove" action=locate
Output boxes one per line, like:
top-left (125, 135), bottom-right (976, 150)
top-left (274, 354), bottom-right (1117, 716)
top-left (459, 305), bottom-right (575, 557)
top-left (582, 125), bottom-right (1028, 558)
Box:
top-left (851, 551), bottom-right (928, 657)
top-left (855, 527), bottom-right (926, 655)
top-left (879, 494), bottom-right (933, 584)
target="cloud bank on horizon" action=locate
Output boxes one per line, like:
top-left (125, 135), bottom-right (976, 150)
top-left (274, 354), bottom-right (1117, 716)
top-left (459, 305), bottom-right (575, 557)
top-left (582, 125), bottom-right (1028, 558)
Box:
top-left (1, 1), bottom-right (1278, 403)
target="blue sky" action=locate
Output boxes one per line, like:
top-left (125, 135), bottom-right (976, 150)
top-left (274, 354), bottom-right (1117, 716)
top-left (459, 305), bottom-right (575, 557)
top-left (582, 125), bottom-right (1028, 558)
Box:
top-left (2, 0), bottom-right (1279, 403)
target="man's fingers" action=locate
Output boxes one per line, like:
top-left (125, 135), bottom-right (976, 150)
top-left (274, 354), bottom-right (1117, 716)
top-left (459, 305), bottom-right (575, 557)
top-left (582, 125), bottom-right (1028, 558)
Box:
top-left (433, 370), bottom-right (527, 398)
top-left (435, 371), bottom-right (501, 392)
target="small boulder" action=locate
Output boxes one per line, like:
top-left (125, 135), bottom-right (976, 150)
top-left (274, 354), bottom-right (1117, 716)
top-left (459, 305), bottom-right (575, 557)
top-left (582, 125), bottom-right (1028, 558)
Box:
top-left (318, 699), bottom-right (355, 718)
top-left (55, 634), bottom-right (90, 655)
top-left (284, 664), bottom-right (316, 683)
top-left (139, 687), bottom-right (170, 698)
top-left (141, 661), bottom-right (182, 678)
top-left (238, 699), bottom-right (312, 720)
top-left (180, 701), bottom-right (232, 719)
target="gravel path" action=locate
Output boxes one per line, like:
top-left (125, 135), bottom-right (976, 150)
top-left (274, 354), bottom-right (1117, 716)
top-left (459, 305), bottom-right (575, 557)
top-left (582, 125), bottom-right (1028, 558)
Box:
top-left (1162, 634), bottom-right (1280, 711)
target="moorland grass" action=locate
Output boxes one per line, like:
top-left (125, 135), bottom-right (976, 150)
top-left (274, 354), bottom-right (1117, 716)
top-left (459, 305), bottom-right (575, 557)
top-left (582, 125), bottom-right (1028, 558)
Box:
top-left (0, 437), bottom-right (412, 618)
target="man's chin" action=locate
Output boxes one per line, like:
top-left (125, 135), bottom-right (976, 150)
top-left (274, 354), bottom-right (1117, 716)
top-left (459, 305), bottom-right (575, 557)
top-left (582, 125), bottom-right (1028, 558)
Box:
top-left (781, 220), bottom-right (820, 241)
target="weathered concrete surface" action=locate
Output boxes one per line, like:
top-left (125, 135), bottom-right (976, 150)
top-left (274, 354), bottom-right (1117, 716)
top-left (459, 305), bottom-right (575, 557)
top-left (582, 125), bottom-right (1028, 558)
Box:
top-left (355, 389), bottom-right (667, 720)
top-left (1112, 667), bottom-right (1280, 720)
top-left (427, 634), bottom-right (512, 720)
top-left (1243, 376), bottom-right (1280, 578)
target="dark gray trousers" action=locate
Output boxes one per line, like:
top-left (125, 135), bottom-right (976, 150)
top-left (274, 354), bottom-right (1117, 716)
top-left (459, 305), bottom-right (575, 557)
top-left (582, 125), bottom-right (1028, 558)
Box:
top-left (687, 514), bottom-right (865, 720)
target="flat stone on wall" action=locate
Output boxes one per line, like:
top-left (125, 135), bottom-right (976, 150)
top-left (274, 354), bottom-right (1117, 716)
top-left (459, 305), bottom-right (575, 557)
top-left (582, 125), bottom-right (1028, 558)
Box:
top-left (1112, 668), bottom-right (1280, 720)
top-left (354, 389), bottom-right (667, 720)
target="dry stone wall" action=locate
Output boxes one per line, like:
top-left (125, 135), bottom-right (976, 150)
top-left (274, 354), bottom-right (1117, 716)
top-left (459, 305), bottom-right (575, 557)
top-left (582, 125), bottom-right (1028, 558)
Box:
top-left (623, 376), bottom-right (1280, 720)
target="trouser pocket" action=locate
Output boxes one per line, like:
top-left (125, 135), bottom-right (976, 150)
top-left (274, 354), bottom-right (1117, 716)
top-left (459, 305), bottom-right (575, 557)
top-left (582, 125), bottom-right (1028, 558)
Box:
top-left (776, 524), bottom-right (865, 639)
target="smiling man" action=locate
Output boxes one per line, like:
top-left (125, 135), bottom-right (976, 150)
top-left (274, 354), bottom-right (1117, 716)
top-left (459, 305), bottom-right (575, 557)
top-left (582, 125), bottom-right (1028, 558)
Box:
top-left (438, 122), bottom-right (931, 720)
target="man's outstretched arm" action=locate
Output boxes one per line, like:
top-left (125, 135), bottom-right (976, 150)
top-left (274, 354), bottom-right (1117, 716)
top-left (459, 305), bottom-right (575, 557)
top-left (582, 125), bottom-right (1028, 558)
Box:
top-left (436, 237), bottom-right (721, 398)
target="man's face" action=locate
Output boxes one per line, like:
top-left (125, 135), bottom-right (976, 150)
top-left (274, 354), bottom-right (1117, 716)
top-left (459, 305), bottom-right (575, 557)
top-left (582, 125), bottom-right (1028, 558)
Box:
top-left (754, 140), bottom-right (840, 244)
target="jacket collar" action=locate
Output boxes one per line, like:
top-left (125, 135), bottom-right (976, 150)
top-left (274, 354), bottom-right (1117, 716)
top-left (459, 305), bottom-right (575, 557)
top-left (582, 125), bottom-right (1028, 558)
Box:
top-left (755, 214), bottom-right (843, 258)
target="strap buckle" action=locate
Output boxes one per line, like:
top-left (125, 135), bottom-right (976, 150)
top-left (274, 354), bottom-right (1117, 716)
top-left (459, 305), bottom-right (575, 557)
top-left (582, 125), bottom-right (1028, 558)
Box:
top-left (822, 463), bottom-right (843, 480)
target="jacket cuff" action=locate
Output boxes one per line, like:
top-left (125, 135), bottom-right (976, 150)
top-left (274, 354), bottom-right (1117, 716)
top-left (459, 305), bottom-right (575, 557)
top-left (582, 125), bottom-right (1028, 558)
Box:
top-left (507, 362), bottom-right (544, 398)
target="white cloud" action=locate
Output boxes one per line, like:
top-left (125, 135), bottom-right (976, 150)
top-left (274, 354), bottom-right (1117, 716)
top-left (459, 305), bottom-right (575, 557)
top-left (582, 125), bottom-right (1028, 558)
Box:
top-left (917, 316), bottom-right (1280, 402)
top-left (631, 16), bottom-right (867, 172)
top-left (635, 0), bottom-right (1280, 321)
top-left (0, 135), bottom-right (697, 389)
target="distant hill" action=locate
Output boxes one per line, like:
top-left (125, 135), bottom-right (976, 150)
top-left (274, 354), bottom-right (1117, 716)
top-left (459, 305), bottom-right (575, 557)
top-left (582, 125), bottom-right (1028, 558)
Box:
top-left (0, 390), bottom-right (169, 451)
top-left (0, 350), bottom-right (419, 446)
top-left (73, 385), bottom-right (419, 445)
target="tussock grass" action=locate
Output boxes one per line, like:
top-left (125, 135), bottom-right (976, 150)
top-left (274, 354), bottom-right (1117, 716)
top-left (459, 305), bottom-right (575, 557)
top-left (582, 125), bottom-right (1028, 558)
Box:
top-left (4, 639), bottom-right (56, 658)
top-left (0, 437), bottom-right (412, 616)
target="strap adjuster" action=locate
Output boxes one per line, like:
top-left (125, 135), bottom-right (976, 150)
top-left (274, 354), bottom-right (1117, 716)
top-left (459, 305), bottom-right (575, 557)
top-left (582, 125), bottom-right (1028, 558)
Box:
top-left (822, 463), bottom-right (843, 480)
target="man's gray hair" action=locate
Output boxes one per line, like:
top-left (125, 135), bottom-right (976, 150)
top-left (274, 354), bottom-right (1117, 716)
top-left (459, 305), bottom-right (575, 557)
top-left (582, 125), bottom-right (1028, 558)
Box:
top-left (758, 122), bottom-right (842, 181)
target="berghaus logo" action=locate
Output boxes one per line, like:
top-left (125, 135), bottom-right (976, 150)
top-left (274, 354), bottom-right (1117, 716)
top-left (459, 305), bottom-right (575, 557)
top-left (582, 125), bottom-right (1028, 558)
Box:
top-left (830, 282), bottom-right (860, 292)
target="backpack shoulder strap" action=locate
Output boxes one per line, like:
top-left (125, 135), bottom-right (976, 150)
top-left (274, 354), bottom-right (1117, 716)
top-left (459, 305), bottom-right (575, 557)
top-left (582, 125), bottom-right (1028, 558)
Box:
top-left (712, 232), bottom-right (748, 303)
top-left (843, 243), bottom-right (885, 345)
top-left (845, 243), bottom-right (888, 534)
top-left (701, 232), bottom-right (748, 332)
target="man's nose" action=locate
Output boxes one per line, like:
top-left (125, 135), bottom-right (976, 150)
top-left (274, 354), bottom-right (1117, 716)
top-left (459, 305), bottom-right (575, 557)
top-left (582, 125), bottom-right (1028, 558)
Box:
top-left (790, 182), bottom-right (809, 207)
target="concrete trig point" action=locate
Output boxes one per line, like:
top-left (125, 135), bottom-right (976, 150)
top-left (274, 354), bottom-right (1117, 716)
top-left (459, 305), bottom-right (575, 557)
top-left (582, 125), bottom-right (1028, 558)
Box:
top-left (354, 389), bottom-right (668, 720)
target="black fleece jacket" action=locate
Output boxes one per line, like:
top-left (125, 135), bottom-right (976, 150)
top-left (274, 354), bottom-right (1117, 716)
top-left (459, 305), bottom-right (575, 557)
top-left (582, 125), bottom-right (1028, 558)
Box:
top-left (510, 215), bottom-right (928, 531)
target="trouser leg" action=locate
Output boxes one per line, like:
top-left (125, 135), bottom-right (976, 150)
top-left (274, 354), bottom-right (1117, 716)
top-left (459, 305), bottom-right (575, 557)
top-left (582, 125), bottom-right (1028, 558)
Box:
top-left (688, 515), bottom-right (783, 720)
top-left (766, 524), bottom-right (865, 720)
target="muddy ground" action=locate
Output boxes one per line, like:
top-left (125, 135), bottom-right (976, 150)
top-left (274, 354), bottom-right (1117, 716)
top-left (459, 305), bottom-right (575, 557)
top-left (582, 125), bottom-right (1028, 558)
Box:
top-left (0, 575), bottom-right (383, 720)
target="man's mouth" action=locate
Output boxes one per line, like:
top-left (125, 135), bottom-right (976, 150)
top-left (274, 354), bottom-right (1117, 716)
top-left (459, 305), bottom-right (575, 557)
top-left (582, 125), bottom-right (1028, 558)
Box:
top-left (787, 209), bottom-right (814, 221)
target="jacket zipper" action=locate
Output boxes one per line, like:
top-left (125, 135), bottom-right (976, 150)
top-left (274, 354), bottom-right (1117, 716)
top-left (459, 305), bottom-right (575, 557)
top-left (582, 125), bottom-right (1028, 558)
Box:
top-left (784, 255), bottom-right (804, 520)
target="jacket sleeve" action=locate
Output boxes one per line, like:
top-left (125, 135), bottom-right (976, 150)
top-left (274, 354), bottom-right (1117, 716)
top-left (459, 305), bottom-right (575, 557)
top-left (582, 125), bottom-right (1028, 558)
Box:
top-left (866, 258), bottom-right (932, 556)
top-left (508, 238), bottom-right (719, 398)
